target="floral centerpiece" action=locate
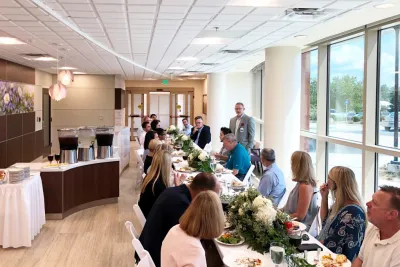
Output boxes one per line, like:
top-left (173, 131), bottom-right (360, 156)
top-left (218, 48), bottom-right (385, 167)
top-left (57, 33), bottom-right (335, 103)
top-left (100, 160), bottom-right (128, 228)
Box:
top-left (188, 149), bottom-right (212, 172)
top-left (166, 125), bottom-right (180, 137)
top-left (173, 133), bottom-right (194, 153)
top-left (226, 188), bottom-right (315, 267)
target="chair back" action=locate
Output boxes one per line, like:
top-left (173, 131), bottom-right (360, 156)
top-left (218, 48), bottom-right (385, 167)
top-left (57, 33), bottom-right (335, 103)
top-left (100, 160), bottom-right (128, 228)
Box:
top-left (133, 204), bottom-right (146, 229)
top-left (132, 240), bottom-right (156, 267)
top-left (124, 221), bottom-right (139, 239)
top-left (309, 206), bottom-right (321, 238)
top-left (242, 165), bottom-right (255, 186)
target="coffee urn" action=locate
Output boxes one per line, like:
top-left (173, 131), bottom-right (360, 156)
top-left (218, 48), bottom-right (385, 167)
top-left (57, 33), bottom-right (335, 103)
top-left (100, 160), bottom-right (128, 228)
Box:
top-left (78, 127), bottom-right (95, 161)
top-left (58, 128), bottom-right (78, 164)
top-left (96, 126), bottom-right (114, 159)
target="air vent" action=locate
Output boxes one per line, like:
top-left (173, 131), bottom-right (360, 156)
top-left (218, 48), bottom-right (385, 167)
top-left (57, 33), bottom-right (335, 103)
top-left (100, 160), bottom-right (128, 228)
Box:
top-left (221, 49), bottom-right (247, 54)
top-left (200, 63), bottom-right (218, 66)
top-left (20, 53), bottom-right (57, 61)
top-left (284, 7), bottom-right (339, 21)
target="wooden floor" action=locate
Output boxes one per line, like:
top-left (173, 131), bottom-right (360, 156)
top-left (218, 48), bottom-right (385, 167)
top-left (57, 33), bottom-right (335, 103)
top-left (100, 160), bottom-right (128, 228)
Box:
top-left (0, 142), bottom-right (142, 267)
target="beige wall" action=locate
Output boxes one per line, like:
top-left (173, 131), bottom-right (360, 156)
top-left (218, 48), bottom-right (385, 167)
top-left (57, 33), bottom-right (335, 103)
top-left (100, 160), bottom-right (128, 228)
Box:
top-left (125, 79), bottom-right (206, 123)
top-left (34, 70), bottom-right (53, 132)
top-left (51, 74), bottom-right (116, 153)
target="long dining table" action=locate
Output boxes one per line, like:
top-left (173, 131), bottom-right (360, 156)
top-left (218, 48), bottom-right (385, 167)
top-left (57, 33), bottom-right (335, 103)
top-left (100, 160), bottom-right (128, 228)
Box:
top-left (171, 144), bottom-right (332, 267)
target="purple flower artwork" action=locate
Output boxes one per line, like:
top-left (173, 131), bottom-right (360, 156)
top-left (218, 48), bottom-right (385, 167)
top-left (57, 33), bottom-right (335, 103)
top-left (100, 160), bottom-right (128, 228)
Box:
top-left (0, 80), bottom-right (34, 115)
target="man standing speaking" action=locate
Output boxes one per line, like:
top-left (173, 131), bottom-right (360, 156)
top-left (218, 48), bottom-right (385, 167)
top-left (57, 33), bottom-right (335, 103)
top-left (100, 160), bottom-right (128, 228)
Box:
top-left (229, 102), bottom-right (255, 153)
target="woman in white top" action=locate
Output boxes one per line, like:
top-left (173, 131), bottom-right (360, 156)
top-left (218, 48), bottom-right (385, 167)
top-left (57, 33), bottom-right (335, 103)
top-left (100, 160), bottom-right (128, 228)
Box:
top-left (161, 191), bottom-right (225, 267)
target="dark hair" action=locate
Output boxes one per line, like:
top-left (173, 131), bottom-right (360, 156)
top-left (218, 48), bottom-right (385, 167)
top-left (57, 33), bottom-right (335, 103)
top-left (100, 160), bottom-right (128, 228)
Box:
top-left (195, 116), bottom-right (203, 121)
top-left (235, 102), bottom-right (244, 107)
top-left (182, 118), bottom-right (188, 122)
top-left (220, 127), bottom-right (232, 136)
top-left (190, 172), bottom-right (217, 192)
top-left (380, 185), bottom-right (400, 214)
top-left (155, 128), bottom-right (165, 136)
top-left (150, 114), bottom-right (157, 118)
top-left (144, 131), bottom-right (156, 150)
top-left (141, 121), bottom-right (149, 129)
top-left (151, 120), bottom-right (160, 130)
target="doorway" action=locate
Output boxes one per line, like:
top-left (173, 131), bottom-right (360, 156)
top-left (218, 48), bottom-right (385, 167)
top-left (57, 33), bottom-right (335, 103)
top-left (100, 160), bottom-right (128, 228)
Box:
top-left (125, 88), bottom-right (194, 140)
top-left (42, 88), bottom-right (51, 155)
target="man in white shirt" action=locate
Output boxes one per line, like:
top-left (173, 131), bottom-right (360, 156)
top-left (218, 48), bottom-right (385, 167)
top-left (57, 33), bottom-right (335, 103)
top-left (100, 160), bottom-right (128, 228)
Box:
top-left (352, 185), bottom-right (400, 267)
top-left (182, 118), bottom-right (192, 136)
top-left (139, 121), bottom-right (151, 147)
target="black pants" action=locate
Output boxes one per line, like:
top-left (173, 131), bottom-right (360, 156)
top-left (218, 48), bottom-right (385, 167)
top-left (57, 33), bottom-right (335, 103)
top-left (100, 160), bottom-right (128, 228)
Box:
top-left (235, 173), bottom-right (246, 181)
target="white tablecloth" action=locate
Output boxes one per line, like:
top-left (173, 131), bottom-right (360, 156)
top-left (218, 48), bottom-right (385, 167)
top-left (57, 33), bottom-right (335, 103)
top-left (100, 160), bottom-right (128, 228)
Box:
top-left (0, 173), bottom-right (46, 248)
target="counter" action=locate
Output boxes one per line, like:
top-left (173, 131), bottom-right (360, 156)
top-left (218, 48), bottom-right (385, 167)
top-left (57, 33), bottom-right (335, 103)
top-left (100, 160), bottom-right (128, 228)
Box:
top-left (14, 158), bottom-right (120, 220)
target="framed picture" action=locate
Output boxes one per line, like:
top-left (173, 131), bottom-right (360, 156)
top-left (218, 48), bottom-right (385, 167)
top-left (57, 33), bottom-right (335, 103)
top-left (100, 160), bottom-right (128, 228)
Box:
top-left (203, 94), bottom-right (207, 115)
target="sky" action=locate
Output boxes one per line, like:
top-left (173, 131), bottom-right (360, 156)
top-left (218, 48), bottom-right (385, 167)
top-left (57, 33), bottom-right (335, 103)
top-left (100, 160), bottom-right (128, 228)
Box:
top-left (309, 30), bottom-right (398, 88)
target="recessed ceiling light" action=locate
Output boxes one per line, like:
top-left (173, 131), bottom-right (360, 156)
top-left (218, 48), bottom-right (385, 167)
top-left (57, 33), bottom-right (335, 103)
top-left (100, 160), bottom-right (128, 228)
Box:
top-left (35, 56), bottom-right (58, 61)
top-left (144, 78), bottom-right (157, 80)
top-left (180, 72), bottom-right (194, 76)
top-left (59, 66), bottom-right (76, 70)
top-left (374, 3), bottom-right (395, 8)
top-left (73, 71), bottom-right (86, 74)
top-left (176, 57), bottom-right (198, 61)
top-left (188, 77), bottom-right (205, 80)
top-left (0, 37), bottom-right (25, 45)
top-left (294, 35), bottom-right (307, 39)
top-left (167, 66), bottom-right (185, 70)
top-left (192, 37), bottom-right (234, 45)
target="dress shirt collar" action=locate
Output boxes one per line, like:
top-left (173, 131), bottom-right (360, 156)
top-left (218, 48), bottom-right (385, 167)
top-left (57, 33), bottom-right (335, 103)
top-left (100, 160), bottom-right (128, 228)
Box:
top-left (373, 225), bottom-right (400, 245)
top-left (263, 163), bottom-right (276, 173)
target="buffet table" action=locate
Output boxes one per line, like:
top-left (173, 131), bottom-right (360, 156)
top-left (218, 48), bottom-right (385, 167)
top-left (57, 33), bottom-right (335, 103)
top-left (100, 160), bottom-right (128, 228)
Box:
top-left (0, 172), bottom-right (45, 248)
top-left (14, 158), bottom-right (120, 220)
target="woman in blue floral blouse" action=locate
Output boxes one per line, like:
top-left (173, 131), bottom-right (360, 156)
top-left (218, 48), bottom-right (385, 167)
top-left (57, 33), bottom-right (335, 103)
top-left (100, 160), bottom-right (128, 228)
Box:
top-left (318, 166), bottom-right (366, 262)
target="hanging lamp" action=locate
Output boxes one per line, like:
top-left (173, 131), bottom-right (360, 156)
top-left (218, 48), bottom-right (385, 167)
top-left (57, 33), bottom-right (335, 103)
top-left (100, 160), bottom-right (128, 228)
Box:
top-left (58, 56), bottom-right (74, 86)
top-left (49, 46), bottom-right (67, 101)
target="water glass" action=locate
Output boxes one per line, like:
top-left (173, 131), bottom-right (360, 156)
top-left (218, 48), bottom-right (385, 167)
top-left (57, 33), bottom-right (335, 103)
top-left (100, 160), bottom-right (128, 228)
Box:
top-left (210, 161), bottom-right (217, 173)
top-left (270, 242), bottom-right (285, 267)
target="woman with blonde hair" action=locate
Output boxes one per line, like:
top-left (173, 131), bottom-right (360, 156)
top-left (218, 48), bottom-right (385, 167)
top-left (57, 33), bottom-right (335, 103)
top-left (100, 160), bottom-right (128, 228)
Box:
top-left (283, 151), bottom-right (319, 231)
top-left (143, 139), bottom-right (162, 174)
top-left (318, 166), bottom-right (366, 261)
top-left (139, 150), bottom-right (178, 218)
top-left (161, 191), bottom-right (225, 267)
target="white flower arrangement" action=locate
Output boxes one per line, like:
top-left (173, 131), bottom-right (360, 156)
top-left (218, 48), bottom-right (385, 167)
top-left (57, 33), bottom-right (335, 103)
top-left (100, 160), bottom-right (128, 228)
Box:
top-left (167, 125), bottom-right (180, 136)
top-left (181, 135), bottom-right (189, 141)
top-left (198, 151), bottom-right (208, 161)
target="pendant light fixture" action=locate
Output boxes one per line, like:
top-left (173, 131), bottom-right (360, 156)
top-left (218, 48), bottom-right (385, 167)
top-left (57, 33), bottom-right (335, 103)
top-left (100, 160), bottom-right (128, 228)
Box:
top-left (58, 56), bottom-right (74, 86)
top-left (49, 46), bottom-right (67, 101)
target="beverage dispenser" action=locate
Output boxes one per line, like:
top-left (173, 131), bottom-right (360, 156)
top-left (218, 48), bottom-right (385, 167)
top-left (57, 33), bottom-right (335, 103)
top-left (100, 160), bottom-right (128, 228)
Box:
top-left (96, 126), bottom-right (114, 159)
top-left (58, 128), bottom-right (78, 164)
top-left (78, 126), bottom-right (96, 161)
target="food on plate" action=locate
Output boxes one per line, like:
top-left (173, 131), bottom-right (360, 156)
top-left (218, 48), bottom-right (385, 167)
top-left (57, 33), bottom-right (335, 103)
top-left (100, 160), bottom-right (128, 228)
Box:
top-left (185, 176), bottom-right (194, 183)
top-left (178, 166), bottom-right (195, 172)
top-left (291, 221), bottom-right (301, 230)
top-left (217, 232), bottom-right (242, 244)
top-left (284, 221), bottom-right (293, 230)
top-left (232, 180), bottom-right (244, 187)
top-left (234, 257), bottom-right (262, 266)
top-left (0, 170), bottom-right (6, 181)
top-left (321, 254), bottom-right (348, 267)
top-left (173, 158), bottom-right (183, 163)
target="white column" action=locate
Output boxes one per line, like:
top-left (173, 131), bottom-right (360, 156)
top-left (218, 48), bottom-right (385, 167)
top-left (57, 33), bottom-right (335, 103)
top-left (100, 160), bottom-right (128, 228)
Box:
top-left (263, 46), bottom-right (301, 176)
top-left (207, 73), bottom-right (227, 152)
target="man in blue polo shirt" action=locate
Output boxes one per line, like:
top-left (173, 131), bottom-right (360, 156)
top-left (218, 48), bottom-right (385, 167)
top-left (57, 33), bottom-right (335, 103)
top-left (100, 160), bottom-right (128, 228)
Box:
top-left (223, 133), bottom-right (251, 181)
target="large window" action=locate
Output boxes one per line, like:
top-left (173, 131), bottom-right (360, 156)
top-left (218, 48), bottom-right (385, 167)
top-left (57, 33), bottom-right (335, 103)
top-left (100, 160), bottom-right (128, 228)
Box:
top-left (378, 27), bottom-right (400, 149)
top-left (378, 153), bottom-right (400, 188)
top-left (300, 136), bottom-right (316, 170)
top-left (327, 143), bottom-right (363, 190)
top-left (328, 37), bottom-right (365, 142)
top-left (301, 50), bottom-right (318, 133)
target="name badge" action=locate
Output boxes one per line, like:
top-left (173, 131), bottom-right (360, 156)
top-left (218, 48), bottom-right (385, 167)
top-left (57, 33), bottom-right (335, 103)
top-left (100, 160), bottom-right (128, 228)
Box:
top-left (240, 128), bottom-right (244, 133)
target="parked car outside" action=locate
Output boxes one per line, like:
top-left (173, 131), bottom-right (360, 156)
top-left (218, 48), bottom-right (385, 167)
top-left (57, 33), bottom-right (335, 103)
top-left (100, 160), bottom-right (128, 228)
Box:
top-left (381, 112), bottom-right (400, 131)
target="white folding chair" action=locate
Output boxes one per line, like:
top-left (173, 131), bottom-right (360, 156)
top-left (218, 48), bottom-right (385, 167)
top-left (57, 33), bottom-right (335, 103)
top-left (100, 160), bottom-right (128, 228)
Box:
top-left (136, 250), bottom-right (155, 267)
top-left (125, 221), bottom-right (140, 239)
top-left (133, 204), bottom-right (146, 229)
top-left (132, 240), bottom-right (156, 267)
top-left (242, 165), bottom-right (255, 186)
top-left (309, 206), bottom-right (322, 238)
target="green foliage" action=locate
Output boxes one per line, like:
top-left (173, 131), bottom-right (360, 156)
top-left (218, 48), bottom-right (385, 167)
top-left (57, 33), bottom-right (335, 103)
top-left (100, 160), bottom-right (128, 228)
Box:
top-left (352, 116), bottom-right (361, 122)
top-left (329, 75), bottom-right (363, 113)
top-left (187, 149), bottom-right (212, 172)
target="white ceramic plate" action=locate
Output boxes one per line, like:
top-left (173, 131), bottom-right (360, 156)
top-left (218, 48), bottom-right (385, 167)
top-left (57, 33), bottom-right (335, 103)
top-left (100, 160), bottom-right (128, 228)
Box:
top-left (223, 251), bottom-right (265, 267)
top-left (215, 233), bottom-right (245, 246)
top-left (291, 221), bottom-right (307, 232)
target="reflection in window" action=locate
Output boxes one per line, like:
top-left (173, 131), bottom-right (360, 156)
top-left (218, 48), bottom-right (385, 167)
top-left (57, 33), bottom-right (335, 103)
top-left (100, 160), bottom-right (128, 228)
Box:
top-left (327, 143), bottom-right (362, 191)
top-left (300, 136), bottom-right (317, 171)
top-left (328, 37), bottom-right (364, 142)
top-left (301, 50), bottom-right (318, 132)
top-left (378, 27), bottom-right (400, 151)
top-left (378, 153), bottom-right (400, 188)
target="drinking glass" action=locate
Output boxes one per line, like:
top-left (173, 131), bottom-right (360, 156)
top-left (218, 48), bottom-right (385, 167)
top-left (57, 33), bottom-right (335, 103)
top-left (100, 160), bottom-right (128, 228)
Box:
top-left (55, 154), bottom-right (61, 164)
top-left (270, 242), bottom-right (285, 267)
top-left (209, 161), bottom-right (217, 173)
top-left (47, 155), bottom-right (54, 165)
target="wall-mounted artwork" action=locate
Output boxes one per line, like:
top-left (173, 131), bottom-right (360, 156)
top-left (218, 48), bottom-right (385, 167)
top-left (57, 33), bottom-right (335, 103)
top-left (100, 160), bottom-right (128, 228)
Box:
top-left (0, 80), bottom-right (34, 115)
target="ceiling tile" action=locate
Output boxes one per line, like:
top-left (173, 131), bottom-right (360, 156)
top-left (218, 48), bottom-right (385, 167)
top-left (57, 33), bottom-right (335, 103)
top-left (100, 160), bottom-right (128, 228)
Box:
top-left (93, 0), bottom-right (124, 3)
top-left (128, 0), bottom-right (158, 4)
top-left (214, 14), bottom-right (244, 21)
top-left (251, 7), bottom-right (286, 15)
top-left (157, 13), bottom-right (185, 19)
top-left (129, 13), bottom-right (155, 19)
top-left (0, 0), bottom-right (19, 7)
top-left (292, 0), bottom-right (333, 8)
top-left (68, 11), bottom-right (96, 18)
top-left (0, 7), bottom-right (28, 14)
top-left (190, 6), bottom-right (221, 13)
top-left (99, 12), bottom-right (127, 18)
top-left (129, 19), bottom-right (154, 25)
top-left (326, 0), bottom-right (367, 9)
top-left (128, 5), bottom-right (157, 13)
top-left (159, 5), bottom-right (189, 14)
top-left (4, 14), bottom-right (36, 20)
top-left (95, 4), bottom-right (125, 12)
top-left (195, 0), bottom-right (227, 6)
top-left (220, 6), bottom-right (253, 15)
top-left (186, 13), bottom-right (215, 20)
top-left (62, 4), bottom-right (93, 11)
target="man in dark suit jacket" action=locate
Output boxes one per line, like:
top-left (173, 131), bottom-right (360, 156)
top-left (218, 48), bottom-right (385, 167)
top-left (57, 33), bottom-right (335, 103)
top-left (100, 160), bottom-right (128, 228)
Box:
top-left (190, 116), bottom-right (211, 149)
